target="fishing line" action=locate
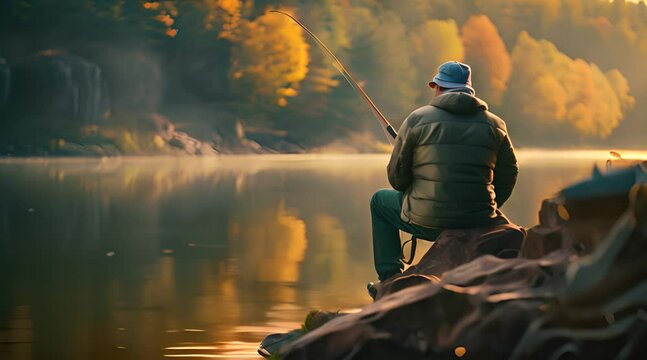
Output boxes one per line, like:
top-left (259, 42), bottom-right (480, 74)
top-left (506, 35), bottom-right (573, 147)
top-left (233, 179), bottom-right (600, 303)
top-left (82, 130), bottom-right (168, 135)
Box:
top-left (331, 62), bottom-right (395, 144)
top-left (269, 10), bottom-right (398, 144)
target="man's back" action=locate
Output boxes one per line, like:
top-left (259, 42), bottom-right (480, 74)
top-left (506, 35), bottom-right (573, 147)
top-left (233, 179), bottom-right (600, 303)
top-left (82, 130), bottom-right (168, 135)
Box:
top-left (387, 91), bottom-right (518, 229)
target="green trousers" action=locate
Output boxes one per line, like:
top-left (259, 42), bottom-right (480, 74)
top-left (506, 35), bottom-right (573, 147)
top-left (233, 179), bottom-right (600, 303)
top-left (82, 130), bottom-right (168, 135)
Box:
top-left (370, 189), bottom-right (443, 281)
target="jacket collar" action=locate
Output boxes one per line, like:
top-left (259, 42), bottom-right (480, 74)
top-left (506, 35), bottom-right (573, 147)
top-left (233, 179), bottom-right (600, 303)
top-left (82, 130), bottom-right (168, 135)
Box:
top-left (430, 92), bottom-right (488, 115)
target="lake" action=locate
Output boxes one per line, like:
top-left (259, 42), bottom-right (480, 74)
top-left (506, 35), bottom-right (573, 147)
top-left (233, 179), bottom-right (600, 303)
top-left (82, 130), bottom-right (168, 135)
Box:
top-left (0, 151), bottom-right (643, 359)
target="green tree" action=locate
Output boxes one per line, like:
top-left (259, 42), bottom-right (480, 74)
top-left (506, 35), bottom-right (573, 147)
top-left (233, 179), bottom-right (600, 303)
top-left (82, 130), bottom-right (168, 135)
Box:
top-left (349, 9), bottom-right (418, 128)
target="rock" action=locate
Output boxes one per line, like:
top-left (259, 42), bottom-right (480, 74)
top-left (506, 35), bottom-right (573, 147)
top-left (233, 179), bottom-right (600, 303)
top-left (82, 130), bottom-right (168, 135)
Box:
top-left (244, 127), bottom-right (306, 154)
top-left (281, 253), bottom-right (571, 359)
top-left (0, 58), bottom-right (9, 109)
top-left (142, 113), bottom-right (217, 155)
top-left (8, 51), bottom-right (108, 127)
top-left (374, 223), bottom-right (526, 300)
top-left (522, 162), bottom-right (646, 258)
top-left (267, 164), bottom-right (647, 359)
top-left (167, 131), bottom-right (217, 155)
top-left (258, 311), bottom-right (343, 357)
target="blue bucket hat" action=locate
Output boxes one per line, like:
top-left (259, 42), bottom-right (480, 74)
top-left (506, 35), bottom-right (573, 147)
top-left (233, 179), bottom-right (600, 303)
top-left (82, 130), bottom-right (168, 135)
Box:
top-left (429, 61), bottom-right (474, 94)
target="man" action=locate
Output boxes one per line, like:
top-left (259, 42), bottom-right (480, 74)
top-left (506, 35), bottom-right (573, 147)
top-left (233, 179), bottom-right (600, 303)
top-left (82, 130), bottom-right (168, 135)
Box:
top-left (370, 61), bottom-right (518, 284)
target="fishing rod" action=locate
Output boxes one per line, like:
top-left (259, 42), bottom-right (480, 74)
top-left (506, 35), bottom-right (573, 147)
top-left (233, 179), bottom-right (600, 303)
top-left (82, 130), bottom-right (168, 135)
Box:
top-left (269, 10), bottom-right (398, 142)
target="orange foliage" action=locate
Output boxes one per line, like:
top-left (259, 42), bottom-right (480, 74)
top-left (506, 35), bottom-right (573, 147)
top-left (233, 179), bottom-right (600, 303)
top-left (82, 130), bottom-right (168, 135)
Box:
top-left (510, 32), bottom-right (634, 138)
top-left (155, 14), bottom-right (174, 27)
top-left (197, 0), bottom-right (242, 39)
top-left (143, 1), bottom-right (179, 37)
top-left (143, 2), bottom-right (160, 10)
top-left (461, 15), bottom-right (511, 105)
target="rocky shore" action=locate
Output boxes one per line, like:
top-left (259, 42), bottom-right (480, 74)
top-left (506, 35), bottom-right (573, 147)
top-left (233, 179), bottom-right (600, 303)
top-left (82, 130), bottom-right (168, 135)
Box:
top-left (262, 161), bottom-right (647, 359)
top-left (0, 53), bottom-right (309, 156)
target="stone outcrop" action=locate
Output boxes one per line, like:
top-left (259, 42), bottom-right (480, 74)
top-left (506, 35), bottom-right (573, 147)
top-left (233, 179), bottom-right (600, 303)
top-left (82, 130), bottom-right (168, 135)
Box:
top-left (264, 162), bottom-right (647, 359)
top-left (523, 162), bottom-right (646, 258)
top-left (0, 58), bottom-right (9, 109)
top-left (373, 223), bottom-right (526, 300)
top-left (9, 52), bottom-right (108, 127)
top-left (0, 52), bottom-right (313, 156)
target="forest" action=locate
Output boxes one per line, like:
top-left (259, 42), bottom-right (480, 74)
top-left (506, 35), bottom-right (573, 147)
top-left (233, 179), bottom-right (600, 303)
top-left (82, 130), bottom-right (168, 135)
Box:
top-left (0, 0), bottom-right (645, 154)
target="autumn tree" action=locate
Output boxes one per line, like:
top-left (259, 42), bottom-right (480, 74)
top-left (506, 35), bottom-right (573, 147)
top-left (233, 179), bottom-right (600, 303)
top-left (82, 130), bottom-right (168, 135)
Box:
top-left (230, 10), bottom-right (309, 107)
top-left (507, 31), bottom-right (634, 142)
top-left (474, 0), bottom-right (561, 44)
top-left (271, 0), bottom-right (351, 145)
top-left (192, 0), bottom-right (243, 39)
top-left (409, 19), bottom-right (464, 103)
top-left (297, 0), bottom-right (348, 97)
top-left (461, 15), bottom-right (511, 105)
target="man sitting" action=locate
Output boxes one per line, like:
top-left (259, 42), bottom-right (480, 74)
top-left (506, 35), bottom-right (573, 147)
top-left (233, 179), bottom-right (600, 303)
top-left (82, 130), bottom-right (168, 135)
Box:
top-left (370, 61), bottom-right (519, 285)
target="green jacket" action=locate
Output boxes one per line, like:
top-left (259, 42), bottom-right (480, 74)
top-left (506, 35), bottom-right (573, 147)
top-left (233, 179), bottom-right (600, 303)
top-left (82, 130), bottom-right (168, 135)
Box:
top-left (387, 92), bottom-right (518, 229)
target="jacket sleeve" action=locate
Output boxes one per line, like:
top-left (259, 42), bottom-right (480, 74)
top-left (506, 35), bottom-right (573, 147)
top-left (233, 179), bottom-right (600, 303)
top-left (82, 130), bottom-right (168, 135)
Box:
top-left (387, 115), bottom-right (418, 191)
top-left (493, 133), bottom-right (519, 208)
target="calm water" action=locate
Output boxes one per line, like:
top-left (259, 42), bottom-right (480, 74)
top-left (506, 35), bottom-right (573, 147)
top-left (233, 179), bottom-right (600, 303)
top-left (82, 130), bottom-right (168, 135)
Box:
top-left (0, 151), bottom-right (642, 359)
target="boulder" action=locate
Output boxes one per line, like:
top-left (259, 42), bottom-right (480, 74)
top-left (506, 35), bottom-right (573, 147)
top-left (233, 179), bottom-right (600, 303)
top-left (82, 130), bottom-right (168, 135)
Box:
top-left (139, 113), bottom-right (217, 155)
top-left (522, 162), bottom-right (646, 258)
top-left (0, 58), bottom-right (9, 109)
top-left (263, 163), bottom-right (647, 359)
top-left (374, 223), bottom-right (526, 300)
top-left (9, 52), bottom-right (108, 127)
top-left (167, 131), bottom-right (217, 155)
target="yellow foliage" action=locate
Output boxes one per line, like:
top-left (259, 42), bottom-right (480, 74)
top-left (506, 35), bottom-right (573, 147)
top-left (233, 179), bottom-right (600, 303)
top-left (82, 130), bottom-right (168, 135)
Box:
top-left (198, 0), bottom-right (242, 38)
top-left (410, 19), bottom-right (464, 82)
top-left (520, 74), bottom-right (567, 121)
top-left (277, 87), bottom-right (298, 97)
top-left (153, 135), bottom-right (166, 148)
top-left (461, 15), bottom-right (511, 105)
top-left (218, 0), bottom-right (239, 14)
top-left (476, 0), bottom-right (560, 33)
top-left (510, 32), bottom-right (634, 138)
top-left (231, 10), bottom-right (310, 106)
top-left (606, 69), bottom-right (635, 110)
top-left (121, 131), bottom-right (141, 153)
top-left (638, 36), bottom-right (647, 57)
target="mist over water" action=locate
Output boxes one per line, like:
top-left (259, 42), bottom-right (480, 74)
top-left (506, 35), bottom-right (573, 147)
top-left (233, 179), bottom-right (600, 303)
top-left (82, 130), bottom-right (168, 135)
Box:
top-left (0, 151), bottom-right (642, 359)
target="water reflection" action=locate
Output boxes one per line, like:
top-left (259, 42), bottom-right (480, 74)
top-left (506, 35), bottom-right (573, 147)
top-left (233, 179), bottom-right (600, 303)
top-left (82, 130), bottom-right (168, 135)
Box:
top-left (0, 153), bottom-right (633, 359)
